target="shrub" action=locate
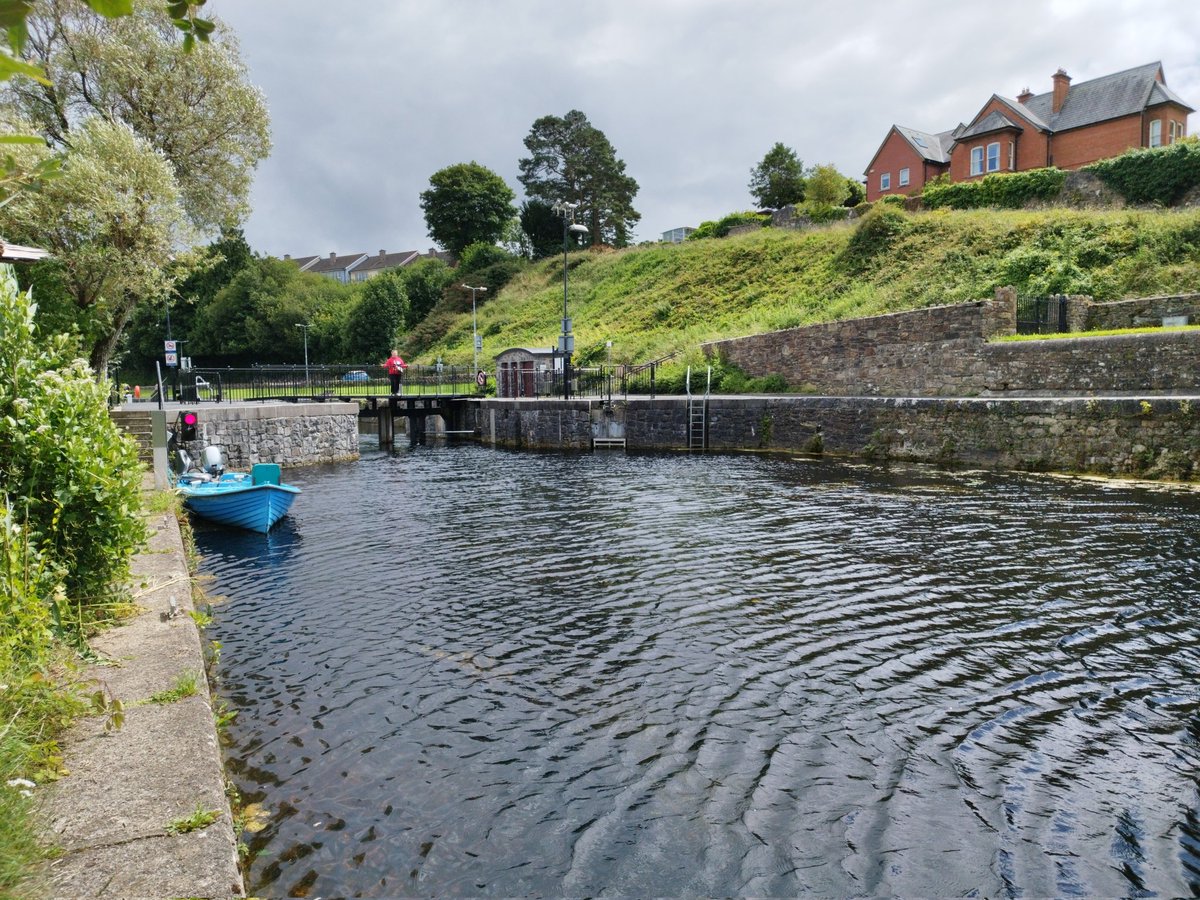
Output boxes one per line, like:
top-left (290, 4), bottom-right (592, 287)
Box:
top-left (1085, 139), bottom-right (1200, 206)
top-left (688, 211), bottom-right (770, 240)
top-left (0, 265), bottom-right (145, 614)
top-left (922, 167), bottom-right (1066, 210)
top-left (457, 242), bottom-right (512, 274)
top-left (840, 206), bottom-right (910, 271)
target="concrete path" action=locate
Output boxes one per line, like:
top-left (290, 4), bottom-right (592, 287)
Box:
top-left (38, 503), bottom-right (244, 898)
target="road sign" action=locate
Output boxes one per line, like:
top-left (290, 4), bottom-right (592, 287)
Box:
top-left (476, 370), bottom-right (487, 387)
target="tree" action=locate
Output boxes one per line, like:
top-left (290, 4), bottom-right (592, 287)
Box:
top-left (419, 162), bottom-right (516, 255)
top-left (344, 270), bottom-right (408, 362)
top-left (0, 0), bottom-right (270, 370)
top-left (518, 109), bottom-right (640, 247)
top-left (749, 143), bottom-right (806, 209)
top-left (0, 117), bottom-right (188, 373)
top-left (805, 163), bottom-right (852, 209)
top-left (399, 257), bottom-right (454, 329)
top-left (519, 199), bottom-right (563, 259)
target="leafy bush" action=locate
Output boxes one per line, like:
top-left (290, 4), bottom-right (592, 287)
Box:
top-left (840, 206), bottom-right (910, 271)
top-left (688, 211), bottom-right (770, 240)
top-left (457, 242), bottom-right (513, 274)
top-left (0, 265), bottom-right (145, 614)
top-left (0, 498), bottom-right (60, 674)
top-left (922, 167), bottom-right (1066, 209)
top-left (1085, 139), bottom-right (1200, 205)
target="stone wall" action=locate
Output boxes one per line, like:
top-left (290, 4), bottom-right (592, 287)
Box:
top-left (477, 396), bottom-right (1200, 480)
top-left (1085, 293), bottom-right (1200, 330)
top-left (705, 290), bottom-right (1200, 397)
top-left (179, 402), bottom-right (360, 467)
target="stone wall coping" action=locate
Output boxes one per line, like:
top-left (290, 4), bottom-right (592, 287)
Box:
top-left (986, 329), bottom-right (1200, 350)
top-left (185, 402), bottom-right (358, 422)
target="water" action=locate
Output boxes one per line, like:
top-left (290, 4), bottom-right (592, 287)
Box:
top-left (198, 441), bottom-right (1200, 897)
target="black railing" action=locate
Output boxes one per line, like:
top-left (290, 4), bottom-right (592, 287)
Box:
top-left (1016, 295), bottom-right (1068, 335)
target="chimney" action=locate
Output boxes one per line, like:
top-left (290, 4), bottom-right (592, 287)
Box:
top-left (283, 254), bottom-right (291, 260)
top-left (329, 252), bottom-right (337, 259)
top-left (1017, 86), bottom-right (1033, 105)
top-left (379, 249), bottom-right (386, 256)
top-left (1051, 68), bottom-right (1071, 114)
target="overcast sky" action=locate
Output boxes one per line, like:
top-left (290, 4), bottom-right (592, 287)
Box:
top-left (210, 0), bottom-right (1200, 259)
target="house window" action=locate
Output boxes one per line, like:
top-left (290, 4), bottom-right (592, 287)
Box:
top-left (880, 172), bottom-right (891, 191)
top-left (1150, 119), bottom-right (1162, 147)
top-left (1009, 142), bottom-right (1016, 169)
top-left (899, 167), bottom-right (910, 187)
top-left (970, 146), bottom-right (984, 176)
top-left (986, 142), bottom-right (1000, 172)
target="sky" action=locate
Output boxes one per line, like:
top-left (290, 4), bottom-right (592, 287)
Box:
top-left (210, 0), bottom-right (1200, 260)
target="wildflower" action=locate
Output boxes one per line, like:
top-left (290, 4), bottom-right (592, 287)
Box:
top-left (6, 778), bottom-right (35, 792)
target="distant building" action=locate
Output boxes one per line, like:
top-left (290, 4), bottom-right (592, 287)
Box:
top-left (661, 226), bottom-right (696, 243)
top-left (864, 61), bottom-right (1194, 202)
top-left (283, 248), bottom-right (456, 281)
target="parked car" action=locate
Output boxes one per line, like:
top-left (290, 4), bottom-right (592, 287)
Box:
top-left (341, 370), bottom-right (369, 382)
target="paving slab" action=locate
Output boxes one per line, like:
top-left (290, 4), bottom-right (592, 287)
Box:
top-left (38, 501), bottom-right (244, 899)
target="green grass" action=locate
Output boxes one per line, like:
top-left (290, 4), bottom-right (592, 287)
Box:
top-left (402, 207), bottom-right (1200, 379)
top-left (166, 804), bottom-right (220, 835)
top-left (148, 671), bottom-right (199, 705)
top-left (995, 324), bottom-right (1200, 341)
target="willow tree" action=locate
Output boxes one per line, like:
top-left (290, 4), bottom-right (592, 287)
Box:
top-left (0, 0), bottom-right (270, 370)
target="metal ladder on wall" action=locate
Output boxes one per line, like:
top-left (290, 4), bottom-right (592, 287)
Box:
top-left (685, 366), bottom-right (711, 450)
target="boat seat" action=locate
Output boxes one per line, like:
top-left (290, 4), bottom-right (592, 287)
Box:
top-left (251, 463), bottom-right (281, 486)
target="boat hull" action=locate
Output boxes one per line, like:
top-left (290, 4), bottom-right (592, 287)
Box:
top-left (179, 481), bottom-right (300, 533)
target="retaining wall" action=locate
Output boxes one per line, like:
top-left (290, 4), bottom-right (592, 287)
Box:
top-left (704, 289), bottom-right (1200, 396)
top-left (178, 402), bottom-right (360, 467)
top-left (477, 396), bottom-right (1200, 480)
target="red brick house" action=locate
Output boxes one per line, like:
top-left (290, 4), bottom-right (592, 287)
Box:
top-left (864, 61), bottom-right (1193, 202)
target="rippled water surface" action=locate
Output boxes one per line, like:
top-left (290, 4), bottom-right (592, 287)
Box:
top-left (198, 442), bottom-right (1200, 897)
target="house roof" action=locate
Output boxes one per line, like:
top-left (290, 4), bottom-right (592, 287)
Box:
top-left (1017, 61), bottom-right (1193, 133)
top-left (351, 250), bottom-right (420, 274)
top-left (895, 126), bottom-right (955, 164)
top-left (955, 109), bottom-right (1026, 141)
top-left (284, 255), bottom-right (319, 271)
top-left (306, 252), bottom-right (368, 274)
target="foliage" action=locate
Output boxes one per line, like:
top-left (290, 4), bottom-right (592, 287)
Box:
top-left (0, 265), bottom-right (145, 611)
top-left (5, 0), bottom-right (270, 232)
top-left (687, 211), bottom-right (770, 240)
top-left (344, 270), bottom-right (408, 363)
top-left (844, 178), bottom-right (866, 207)
top-left (840, 206), bottom-right (911, 271)
top-left (419, 161), bottom-right (515, 254)
top-left (458, 242), bottom-right (512, 274)
top-left (0, 497), bottom-right (59, 676)
top-left (519, 198), bottom-right (563, 259)
top-left (0, 116), bottom-right (188, 373)
top-left (518, 109), bottom-right (640, 247)
top-left (749, 142), bottom-right (805, 209)
top-left (1084, 138), bottom-right (1200, 206)
top-left (996, 323), bottom-right (1200, 342)
top-left (805, 164), bottom-right (852, 209)
top-left (922, 167), bottom-right (1067, 210)
top-left (149, 670), bottom-right (198, 704)
top-left (166, 803), bottom-right (220, 835)
top-left (398, 257), bottom-right (455, 330)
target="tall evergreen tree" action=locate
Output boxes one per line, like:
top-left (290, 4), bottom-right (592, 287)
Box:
top-left (749, 142), bottom-right (806, 209)
top-left (519, 199), bottom-right (564, 259)
top-left (517, 110), bottom-right (640, 247)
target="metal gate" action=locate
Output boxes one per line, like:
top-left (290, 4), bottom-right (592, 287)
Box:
top-left (1016, 295), bottom-right (1068, 335)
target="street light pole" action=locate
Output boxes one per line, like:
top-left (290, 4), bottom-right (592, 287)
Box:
top-left (461, 283), bottom-right (487, 378)
top-left (294, 323), bottom-right (310, 389)
top-left (551, 200), bottom-right (589, 400)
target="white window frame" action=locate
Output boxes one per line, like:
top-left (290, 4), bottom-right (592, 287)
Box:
top-left (899, 167), bottom-right (910, 187)
top-left (1150, 119), bottom-right (1162, 148)
top-left (970, 146), bottom-right (984, 176)
top-left (986, 142), bottom-right (1000, 172)
top-left (880, 172), bottom-right (891, 191)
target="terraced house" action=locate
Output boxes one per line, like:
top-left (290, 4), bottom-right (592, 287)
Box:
top-left (864, 61), bottom-right (1193, 202)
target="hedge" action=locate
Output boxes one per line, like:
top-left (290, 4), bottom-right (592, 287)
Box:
top-left (1084, 138), bottom-right (1200, 206)
top-left (922, 168), bottom-right (1067, 210)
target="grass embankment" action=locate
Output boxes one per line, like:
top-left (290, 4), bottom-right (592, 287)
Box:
top-left (407, 207), bottom-right (1200, 373)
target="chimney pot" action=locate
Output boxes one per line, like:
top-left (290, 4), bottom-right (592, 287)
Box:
top-left (1017, 86), bottom-right (1033, 104)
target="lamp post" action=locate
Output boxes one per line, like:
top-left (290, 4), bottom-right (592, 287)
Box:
top-left (551, 200), bottom-right (589, 399)
top-left (294, 323), bottom-right (310, 389)
top-left (461, 283), bottom-right (487, 378)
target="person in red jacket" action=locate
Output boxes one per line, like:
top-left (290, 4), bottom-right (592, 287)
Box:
top-left (384, 350), bottom-right (407, 394)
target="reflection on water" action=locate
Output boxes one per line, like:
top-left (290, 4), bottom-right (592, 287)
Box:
top-left (198, 441), bottom-right (1200, 897)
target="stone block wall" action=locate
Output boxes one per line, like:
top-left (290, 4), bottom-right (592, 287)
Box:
top-left (705, 289), bottom-right (1200, 397)
top-left (179, 402), bottom-right (359, 467)
top-left (1085, 293), bottom-right (1200, 330)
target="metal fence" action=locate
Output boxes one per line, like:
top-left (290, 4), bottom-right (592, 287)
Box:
top-left (1016, 295), bottom-right (1069, 335)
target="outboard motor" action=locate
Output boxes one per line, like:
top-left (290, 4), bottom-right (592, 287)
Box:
top-left (201, 446), bottom-right (226, 477)
top-left (174, 447), bottom-right (194, 476)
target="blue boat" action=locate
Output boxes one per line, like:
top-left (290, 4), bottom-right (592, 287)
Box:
top-left (175, 448), bottom-right (300, 533)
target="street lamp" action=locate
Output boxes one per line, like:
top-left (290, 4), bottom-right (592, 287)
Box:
top-left (551, 200), bottom-right (589, 399)
top-left (294, 323), bottom-right (310, 389)
top-left (461, 283), bottom-right (487, 378)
